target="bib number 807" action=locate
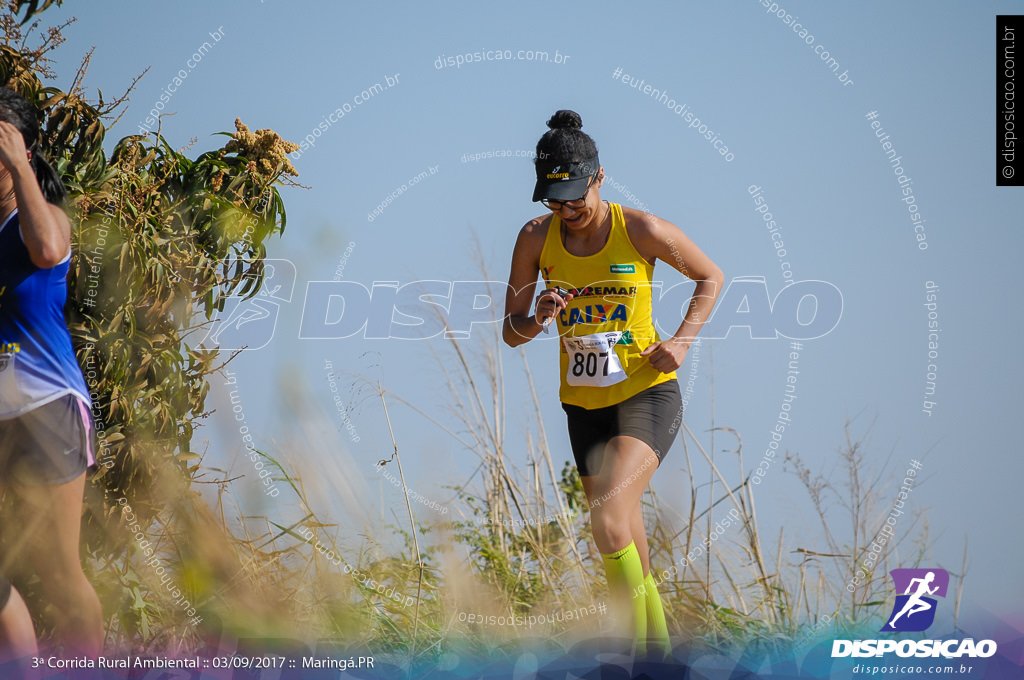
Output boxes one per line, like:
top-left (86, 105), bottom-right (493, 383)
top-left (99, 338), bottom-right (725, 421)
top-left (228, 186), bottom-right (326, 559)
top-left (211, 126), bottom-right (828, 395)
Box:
top-left (572, 351), bottom-right (609, 378)
top-left (563, 332), bottom-right (626, 388)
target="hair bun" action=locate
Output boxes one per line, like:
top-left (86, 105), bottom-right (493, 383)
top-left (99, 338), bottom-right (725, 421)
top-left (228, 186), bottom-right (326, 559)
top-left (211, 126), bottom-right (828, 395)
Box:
top-left (546, 110), bottom-right (582, 130)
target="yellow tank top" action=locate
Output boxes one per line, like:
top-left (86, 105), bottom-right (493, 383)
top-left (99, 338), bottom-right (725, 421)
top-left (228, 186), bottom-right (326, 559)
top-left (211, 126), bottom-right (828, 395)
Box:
top-left (539, 202), bottom-right (675, 409)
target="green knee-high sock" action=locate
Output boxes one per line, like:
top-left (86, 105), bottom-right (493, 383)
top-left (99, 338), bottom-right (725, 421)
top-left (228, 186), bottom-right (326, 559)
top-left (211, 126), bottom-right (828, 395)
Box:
top-left (644, 572), bottom-right (671, 655)
top-left (600, 541), bottom-right (647, 652)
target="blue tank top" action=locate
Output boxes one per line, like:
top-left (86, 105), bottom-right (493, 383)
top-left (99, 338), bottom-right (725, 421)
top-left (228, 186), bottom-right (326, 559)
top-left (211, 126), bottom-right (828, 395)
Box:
top-left (0, 209), bottom-right (90, 418)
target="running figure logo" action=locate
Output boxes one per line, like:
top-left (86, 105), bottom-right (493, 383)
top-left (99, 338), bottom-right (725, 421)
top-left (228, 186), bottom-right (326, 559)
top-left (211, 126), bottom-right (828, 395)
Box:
top-left (881, 568), bottom-right (949, 632)
top-left (200, 259), bottom-right (296, 351)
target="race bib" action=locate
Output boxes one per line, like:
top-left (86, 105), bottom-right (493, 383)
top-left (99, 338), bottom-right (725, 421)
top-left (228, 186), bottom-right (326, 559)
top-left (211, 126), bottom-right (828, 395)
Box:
top-left (562, 332), bottom-right (627, 387)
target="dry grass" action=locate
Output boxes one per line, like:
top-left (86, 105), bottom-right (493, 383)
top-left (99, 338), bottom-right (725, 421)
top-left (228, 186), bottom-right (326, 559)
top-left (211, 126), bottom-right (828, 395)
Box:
top-left (58, 292), bottom-right (948, 665)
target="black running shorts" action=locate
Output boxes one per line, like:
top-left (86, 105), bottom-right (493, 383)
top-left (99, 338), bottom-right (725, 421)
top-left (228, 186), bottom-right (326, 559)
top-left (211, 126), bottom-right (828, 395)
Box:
top-left (561, 379), bottom-right (683, 477)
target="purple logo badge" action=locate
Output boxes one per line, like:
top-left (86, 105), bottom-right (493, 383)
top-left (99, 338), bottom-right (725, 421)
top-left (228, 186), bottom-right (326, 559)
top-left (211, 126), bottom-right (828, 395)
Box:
top-left (881, 568), bottom-right (949, 632)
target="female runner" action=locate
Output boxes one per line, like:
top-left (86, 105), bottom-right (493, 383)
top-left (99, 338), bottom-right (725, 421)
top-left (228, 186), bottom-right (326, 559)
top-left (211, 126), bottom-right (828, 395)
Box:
top-left (0, 87), bottom-right (103, 658)
top-left (502, 110), bottom-right (723, 656)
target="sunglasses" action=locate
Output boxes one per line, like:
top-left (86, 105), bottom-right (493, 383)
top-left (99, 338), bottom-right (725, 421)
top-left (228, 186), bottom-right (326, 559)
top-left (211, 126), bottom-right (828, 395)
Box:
top-left (540, 173), bottom-right (599, 212)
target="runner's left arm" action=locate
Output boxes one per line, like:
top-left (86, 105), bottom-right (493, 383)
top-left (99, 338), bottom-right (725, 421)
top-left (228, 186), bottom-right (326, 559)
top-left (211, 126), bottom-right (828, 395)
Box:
top-left (630, 211), bottom-right (724, 373)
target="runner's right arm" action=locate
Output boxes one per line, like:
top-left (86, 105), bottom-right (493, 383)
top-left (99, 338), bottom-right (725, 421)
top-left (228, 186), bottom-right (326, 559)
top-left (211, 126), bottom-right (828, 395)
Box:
top-left (502, 217), bottom-right (567, 347)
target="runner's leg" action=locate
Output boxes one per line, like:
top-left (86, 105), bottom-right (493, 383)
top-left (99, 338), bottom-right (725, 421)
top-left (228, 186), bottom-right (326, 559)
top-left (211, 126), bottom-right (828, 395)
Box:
top-left (630, 491), bottom-right (671, 656)
top-left (11, 473), bottom-right (102, 657)
top-left (0, 581), bottom-right (37, 662)
top-left (589, 436), bottom-right (659, 654)
top-left (630, 500), bottom-right (650, 577)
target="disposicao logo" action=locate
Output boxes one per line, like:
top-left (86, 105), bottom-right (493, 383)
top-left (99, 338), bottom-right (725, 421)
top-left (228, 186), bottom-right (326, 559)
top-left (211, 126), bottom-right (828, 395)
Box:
top-left (882, 568), bottom-right (947, 632)
top-left (831, 568), bottom-right (997, 659)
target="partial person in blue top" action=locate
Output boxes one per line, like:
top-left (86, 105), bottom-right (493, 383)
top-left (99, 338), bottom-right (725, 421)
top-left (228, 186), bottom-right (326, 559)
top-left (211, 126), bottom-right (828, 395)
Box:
top-left (0, 87), bottom-right (103, 660)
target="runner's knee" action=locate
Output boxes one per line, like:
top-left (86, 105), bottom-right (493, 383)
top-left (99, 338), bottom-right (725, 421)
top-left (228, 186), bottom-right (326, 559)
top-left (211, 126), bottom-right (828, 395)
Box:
top-left (592, 513), bottom-right (633, 551)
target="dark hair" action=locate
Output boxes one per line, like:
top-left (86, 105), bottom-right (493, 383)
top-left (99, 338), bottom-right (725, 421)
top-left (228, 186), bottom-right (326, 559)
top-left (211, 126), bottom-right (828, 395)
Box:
top-left (535, 109), bottom-right (598, 165)
top-left (0, 87), bottom-right (66, 205)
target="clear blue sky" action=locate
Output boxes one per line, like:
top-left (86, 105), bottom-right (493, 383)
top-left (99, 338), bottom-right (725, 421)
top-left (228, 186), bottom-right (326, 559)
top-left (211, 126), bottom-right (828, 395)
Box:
top-left (45, 1), bottom-right (1023, 619)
